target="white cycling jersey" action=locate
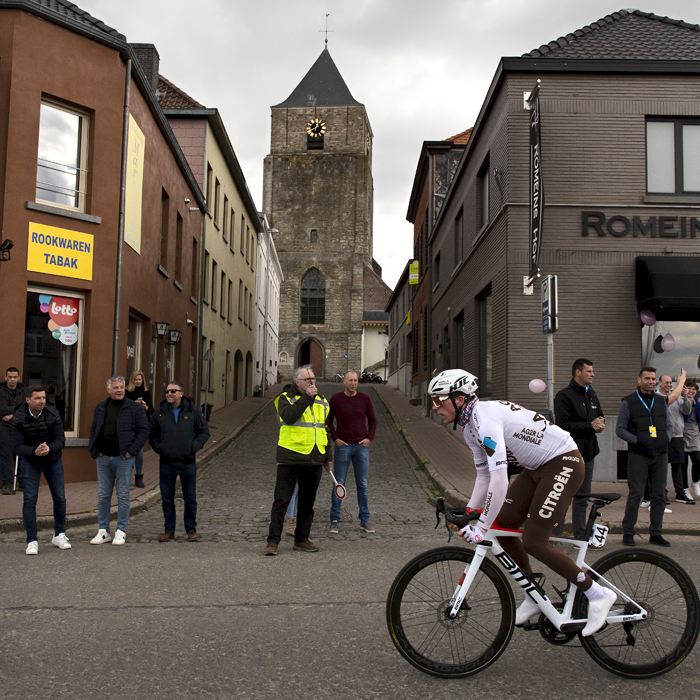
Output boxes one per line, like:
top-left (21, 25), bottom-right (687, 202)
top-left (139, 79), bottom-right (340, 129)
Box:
top-left (461, 400), bottom-right (577, 474)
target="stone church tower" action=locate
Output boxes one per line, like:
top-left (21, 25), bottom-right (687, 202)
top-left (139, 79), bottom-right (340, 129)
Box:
top-left (263, 49), bottom-right (383, 380)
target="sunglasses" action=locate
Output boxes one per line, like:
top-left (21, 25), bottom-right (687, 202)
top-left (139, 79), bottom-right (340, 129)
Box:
top-left (165, 389), bottom-right (181, 394)
top-left (430, 395), bottom-right (449, 408)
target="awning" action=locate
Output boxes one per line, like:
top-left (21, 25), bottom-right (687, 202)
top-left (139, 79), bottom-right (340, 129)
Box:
top-left (636, 256), bottom-right (700, 321)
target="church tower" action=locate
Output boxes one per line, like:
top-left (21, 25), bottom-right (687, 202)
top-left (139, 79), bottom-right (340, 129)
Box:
top-left (263, 49), bottom-right (375, 380)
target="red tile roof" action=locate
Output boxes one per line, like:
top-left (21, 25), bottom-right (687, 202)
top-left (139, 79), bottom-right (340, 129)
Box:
top-left (157, 75), bottom-right (204, 109)
top-left (445, 127), bottom-right (473, 144)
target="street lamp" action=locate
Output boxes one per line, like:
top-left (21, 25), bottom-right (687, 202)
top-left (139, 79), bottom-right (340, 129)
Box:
top-left (0, 239), bottom-right (13, 262)
top-left (152, 321), bottom-right (169, 339)
top-left (167, 328), bottom-right (182, 345)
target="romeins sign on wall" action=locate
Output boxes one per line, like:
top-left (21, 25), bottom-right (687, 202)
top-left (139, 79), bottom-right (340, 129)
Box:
top-left (582, 211), bottom-right (700, 238)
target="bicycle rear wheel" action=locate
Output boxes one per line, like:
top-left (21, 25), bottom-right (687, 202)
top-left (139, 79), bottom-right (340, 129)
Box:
top-left (573, 548), bottom-right (700, 678)
top-left (386, 546), bottom-right (515, 678)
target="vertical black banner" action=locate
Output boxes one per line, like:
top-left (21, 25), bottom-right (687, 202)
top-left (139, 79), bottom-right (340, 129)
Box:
top-left (528, 83), bottom-right (543, 279)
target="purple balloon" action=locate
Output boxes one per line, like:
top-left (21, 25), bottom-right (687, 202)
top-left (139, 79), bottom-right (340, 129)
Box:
top-left (529, 379), bottom-right (546, 393)
top-left (661, 332), bottom-right (675, 352)
top-left (640, 309), bottom-right (656, 326)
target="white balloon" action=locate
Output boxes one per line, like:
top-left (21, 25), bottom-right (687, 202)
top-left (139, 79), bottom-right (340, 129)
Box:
top-left (529, 379), bottom-right (547, 393)
top-left (661, 332), bottom-right (675, 352)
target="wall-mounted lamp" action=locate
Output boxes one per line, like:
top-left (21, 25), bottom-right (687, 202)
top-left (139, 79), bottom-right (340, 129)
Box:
top-left (152, 321), bottom-right (170, 339)
top-left (184, 198), bottom-right (190, 204)
top-left (167, 328), bottom-right (182, 345)
top-left (0, 239), bottom-right (14, 262)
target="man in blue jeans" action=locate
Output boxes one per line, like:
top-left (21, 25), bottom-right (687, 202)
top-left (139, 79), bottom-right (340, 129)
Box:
top-left (328, 371), bottom-right (377, 533)
top-left (88, 376), bottom-right (149, 546)
top-left (13, 386), bottom-right (69, 554)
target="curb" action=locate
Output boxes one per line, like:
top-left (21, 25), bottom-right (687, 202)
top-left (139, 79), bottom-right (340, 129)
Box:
top-left (0, 395), bottom-right (277, 535)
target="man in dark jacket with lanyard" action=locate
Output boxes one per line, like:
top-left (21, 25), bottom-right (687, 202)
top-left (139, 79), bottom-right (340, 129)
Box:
top-left (149, 381), bottom-right (209, 542)
top-left (264, 364), bottom-right (332, 555)
top-left (1, 367), bottom-right (25, 494)
top-left (617, 366), bottom-right (672, 547)
top-left (88, 376), bottom-right (149, 546)
top-left (553, 359), bottom-right (605, 541)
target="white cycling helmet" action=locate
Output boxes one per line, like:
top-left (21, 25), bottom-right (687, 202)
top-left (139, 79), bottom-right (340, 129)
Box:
top-left (429, 369), bottom-right (478, 398)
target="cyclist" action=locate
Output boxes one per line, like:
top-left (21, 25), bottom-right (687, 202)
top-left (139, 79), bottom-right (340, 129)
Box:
top-left (428, 369), bottom-right (615, 636)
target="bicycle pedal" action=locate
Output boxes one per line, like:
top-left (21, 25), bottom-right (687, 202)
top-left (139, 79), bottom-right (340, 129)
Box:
top-left (520, 621), bottom-right (540, 632)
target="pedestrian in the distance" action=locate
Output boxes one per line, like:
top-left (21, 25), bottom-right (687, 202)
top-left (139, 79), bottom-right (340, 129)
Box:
top-left (125, 369), bottom-right (153, 489)
top-left (683, 378), bottom-right (700, 498)
top-left (327, 370), bottom-right (377, 534)
top-left (13, 386), bottom-right (69, 554)
top-left (88, 376), bottom-right (149, 546)
top-left (1, 366), bottom-right (25, 494)
top-left (149, 381), bottom-right (209, 542)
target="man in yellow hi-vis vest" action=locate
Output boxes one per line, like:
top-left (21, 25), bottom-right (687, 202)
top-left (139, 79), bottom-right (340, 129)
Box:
top-left (264, 365), bottom-right (333, 555)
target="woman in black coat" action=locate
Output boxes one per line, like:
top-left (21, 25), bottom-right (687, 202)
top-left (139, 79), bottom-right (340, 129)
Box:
top-left (126, 370), bottom-right (153, 489)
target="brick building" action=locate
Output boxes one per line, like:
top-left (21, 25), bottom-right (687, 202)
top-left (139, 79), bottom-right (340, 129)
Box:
top-left (427, 9), bottom-right (700, 480)
top-left (263, 49), bottom-right (389, 379)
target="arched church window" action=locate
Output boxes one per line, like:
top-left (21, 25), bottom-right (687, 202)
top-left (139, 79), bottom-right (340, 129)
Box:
top-left (301, 267), bottom-right (325, 324)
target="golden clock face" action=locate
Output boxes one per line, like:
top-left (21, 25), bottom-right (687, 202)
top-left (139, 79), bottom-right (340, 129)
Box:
top-left (306, 118), bottom-right (326, 137)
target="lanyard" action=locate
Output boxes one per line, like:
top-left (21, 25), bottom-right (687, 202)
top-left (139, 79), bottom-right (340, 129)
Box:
top-left (636, 390), bottom-right (654, 426)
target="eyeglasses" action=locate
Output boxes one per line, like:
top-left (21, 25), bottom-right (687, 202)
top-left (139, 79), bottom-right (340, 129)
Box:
top-left (298, 376), bottom-right (316, 383)
top-left (430, 395), bottom-right (449, 408)
top-left (165, 389), bottom-right (181, 394)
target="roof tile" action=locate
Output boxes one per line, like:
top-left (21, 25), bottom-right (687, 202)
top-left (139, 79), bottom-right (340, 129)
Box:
top-left (157, 75), bottom-right (205, 109)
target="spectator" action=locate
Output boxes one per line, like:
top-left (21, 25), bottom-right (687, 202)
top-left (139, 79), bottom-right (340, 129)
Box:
top-left (617, 367), bottom-right (672, 547)
top-left (683, 379), bottom-right (700, 498)
top-left (1, 367), bottom-right (25, 494)
top-left (552, 359), bottom-right (605, 542)
top-left (327, 370), bottom-right (377, 534)
top-left (13, 386), bottom-right (69, 554)
top-left (125, 370), bottom-right (153, 489)
top-left (88, 376), bottom-right (149, 546)
top-left (149, 381), bottom-right (209, 542)
top-left (264, 365), bottom-right (332, 555)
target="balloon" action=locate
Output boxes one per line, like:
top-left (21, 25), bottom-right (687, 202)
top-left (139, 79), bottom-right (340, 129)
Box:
top-left (640, 309), bottom-right (656, 326)
top-left (653, 335), bottom-right (665, 354)
top-left (529, 379), bottom-right (547, 393)
top-left (661, 332), bottom-right (675, 352)
top-left (697, 355), bottom-right (700, 371)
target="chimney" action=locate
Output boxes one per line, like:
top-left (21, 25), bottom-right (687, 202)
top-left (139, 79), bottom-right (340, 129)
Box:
top-left (130, 43), bottom-right (160, 96)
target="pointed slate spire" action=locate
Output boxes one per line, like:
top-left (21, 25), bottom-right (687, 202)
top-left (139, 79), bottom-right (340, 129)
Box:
top-left (273, 49), bottom-right (361, 108)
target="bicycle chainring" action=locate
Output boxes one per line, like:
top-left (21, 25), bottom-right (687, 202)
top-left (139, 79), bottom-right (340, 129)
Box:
top-left (538, 604), bottom-right (577, 645)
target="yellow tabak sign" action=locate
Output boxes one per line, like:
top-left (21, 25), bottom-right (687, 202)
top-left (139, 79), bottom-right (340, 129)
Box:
top-left (27, 222), bottom-right (94, 281)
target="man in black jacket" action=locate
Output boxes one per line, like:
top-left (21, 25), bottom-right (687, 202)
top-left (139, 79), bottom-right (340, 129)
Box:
top-left (88, 376), bottom-right (149, 546)
top-left (13, 386), bottom-right (69, 554)
top-left (149, 381), bottom-right (209, 542)
top-left (1, 367), bottom-right (25, 494)
top-left (553, 359), bottom-right (605, 541)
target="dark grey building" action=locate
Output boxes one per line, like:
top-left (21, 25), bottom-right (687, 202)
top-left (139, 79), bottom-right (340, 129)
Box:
top-left (427, 9), bottom-right (700, 480)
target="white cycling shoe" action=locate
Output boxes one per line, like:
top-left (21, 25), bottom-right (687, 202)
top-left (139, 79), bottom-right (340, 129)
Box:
top-left (515, 597), bottom-right (540, 626)
top-left (581, 588), bottom-right (616, 637)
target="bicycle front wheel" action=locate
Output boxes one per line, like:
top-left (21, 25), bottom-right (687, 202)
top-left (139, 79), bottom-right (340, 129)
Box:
top-left (386, 546), bottom-right (515, 678)
top-left (573, 548), bottom-right (700, 678)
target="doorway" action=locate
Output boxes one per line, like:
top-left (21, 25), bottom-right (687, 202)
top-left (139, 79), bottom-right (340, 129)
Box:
top-left (297, 338), bottom-right (324, 378)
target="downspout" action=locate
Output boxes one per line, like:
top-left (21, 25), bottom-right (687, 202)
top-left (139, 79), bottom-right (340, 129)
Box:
top-left (426, 152), bottom-right (434, 418)
top-left (112, 58), bottom-right (132, 376)
top-left (197, 132), bottom-right (208, 410)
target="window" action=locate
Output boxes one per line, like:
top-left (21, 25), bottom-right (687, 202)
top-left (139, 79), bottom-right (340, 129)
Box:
top-left (174, 213), bottom-right (183, 282)
top-left (238, 279), bottom-right (243, 319)
top-left (240, 215), bottom-right (245, 253)
top-left (250, 233), bottom-right (255, 270)
top-left (642, 320), bottom-right (700, 372)
top-left (478, 156), bottom-right (490, 229)
top-left (126, 313), bottom-right (143, 381)
top-left (647, 119), bottom-right (700, 193)
top-left (206, 163), bottom-right (213, 206)
top-left (203, 251), bottom-right (210, 303)
top-left (301, 267), bottom-right (325, 324)
top-left (229, 209), bottom-right (235, 252)
top-left (454, 207), bottom-right (463, 267)
top-left (244, 286), bottom-right (248, 325)
top-left (23, 288), bottom-right (84, 435)
top-left (227, 280), bottom-right (233, 321)
top-left (246, 226), bottom-right (250, 263)
top-left (222, 196), bottom-right (228, 241)
top-left (190, 238), bottom-right (198, 298)
top-left (453, 312), bottom-right (464, 369)
top-left (213, 178), bottom-right (220, 226)
top-left (220, 270), bottom-right (226, 317)
top-left (249, 292), bottom-right (253, 331)
top-left (211, 260), bottom-right (218, 311)
top-left (433, 252), bottom-right (440, 287)
top-left (310, 229), bottom-right (318, 243)
top-left (36, 101), bottom-right (89, 212)
top-left (477, 287), bottom-right (492, 397)
top-left (159, 189), bottom-right (170, 269)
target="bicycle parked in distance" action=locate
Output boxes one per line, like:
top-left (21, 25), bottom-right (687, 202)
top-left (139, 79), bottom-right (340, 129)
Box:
top-left (386, 494), bottom-right (699, 679)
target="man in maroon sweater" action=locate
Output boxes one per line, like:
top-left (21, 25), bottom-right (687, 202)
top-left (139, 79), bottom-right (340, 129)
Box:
top-left (327, 371), bottom-right (377, 533)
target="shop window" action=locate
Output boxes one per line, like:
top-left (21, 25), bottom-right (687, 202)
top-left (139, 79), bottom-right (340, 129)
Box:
top-left (36, 101), bottom-right (89, 212)
top-left (642, 321), bottom-right (700, 376)
top-left (478, 156), bottom-right (490, 230)
top-left (301, 267), bottom-right (325, 325)
top-left (126, 314), bottom-right (143, 381)
top-left (477, 286), bottom-right (492, 398)
top-left (23, 288), bottom-right (84, 435)
top-left (647, 119), bottom-right (700, 193)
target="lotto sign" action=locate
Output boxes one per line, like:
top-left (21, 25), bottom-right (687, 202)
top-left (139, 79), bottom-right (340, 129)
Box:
top-left (27, 222), bottom-right (94, 281)
top-left (38, 293), bottom-right (80, 347)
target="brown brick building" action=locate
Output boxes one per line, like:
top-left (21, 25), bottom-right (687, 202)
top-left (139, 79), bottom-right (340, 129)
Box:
top-left (426, 10), bottom-right (700, 481)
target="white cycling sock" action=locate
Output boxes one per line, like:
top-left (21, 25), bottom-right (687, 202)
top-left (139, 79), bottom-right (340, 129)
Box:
top-left (584, 581), bottom-right (613, 601)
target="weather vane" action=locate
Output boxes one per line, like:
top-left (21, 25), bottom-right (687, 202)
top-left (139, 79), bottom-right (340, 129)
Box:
top-left (319, 13), bottom-right (335, 47)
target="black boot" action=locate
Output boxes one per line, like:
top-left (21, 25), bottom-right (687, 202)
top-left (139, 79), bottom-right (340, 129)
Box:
top-left (135, 474), bottom-right (145, 489)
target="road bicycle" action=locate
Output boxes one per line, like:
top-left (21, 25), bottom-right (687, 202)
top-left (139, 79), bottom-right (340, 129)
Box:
top-left (386, 493), bottom-right (699, 679)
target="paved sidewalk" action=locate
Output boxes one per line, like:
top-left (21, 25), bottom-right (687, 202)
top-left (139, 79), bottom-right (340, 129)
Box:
top-left (374, 384), bottom-right (700, 536)
top-left (0, 385), bottom-right (284, 534)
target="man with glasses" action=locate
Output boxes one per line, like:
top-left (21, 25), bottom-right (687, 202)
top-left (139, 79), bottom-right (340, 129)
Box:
top-left (149, 381), bottom-right (209, 542)
top-left (264, 365), bottom-right (332, 555)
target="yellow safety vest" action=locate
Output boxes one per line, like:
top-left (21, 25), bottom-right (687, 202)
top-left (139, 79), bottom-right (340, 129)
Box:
top-left (275, 392), bottom-right (329, 455)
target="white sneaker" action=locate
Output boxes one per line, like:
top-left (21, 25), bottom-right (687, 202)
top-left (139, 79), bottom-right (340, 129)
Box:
top-left (112, 529), bottom-right (126, 546)
top-left (515, 597), bottom-right (540, 626)
top-left (51, 533), bottom-right (72, 549)
top-left (582, 589), bottom-right (617, 637)
top-left (26, 540), bottom-right (38, 555)
top-left (640, 501), bottom-right (650, 508)
top-left (693, 482), bottom-right (700, 497)
top-left (647, 505), bottom-right (672, 514)
top-left (684, 488), bottom-right (695, 502)
top-left (90, 529), bottom-right (112, 545)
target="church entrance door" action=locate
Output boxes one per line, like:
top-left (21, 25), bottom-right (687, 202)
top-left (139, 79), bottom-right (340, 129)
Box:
top-left (298, 339), bottom-right (324, 379)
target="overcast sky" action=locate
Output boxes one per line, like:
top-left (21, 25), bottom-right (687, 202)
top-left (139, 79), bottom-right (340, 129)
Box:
top-left (76, 0), bottom-right (700, 289)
